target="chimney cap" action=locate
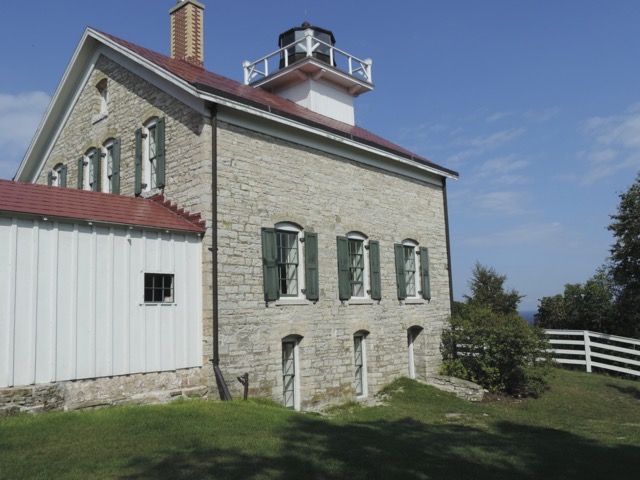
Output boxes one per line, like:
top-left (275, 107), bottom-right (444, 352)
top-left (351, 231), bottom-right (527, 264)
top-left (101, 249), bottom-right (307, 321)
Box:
top-left (169, 0), bottom-right (205, 15)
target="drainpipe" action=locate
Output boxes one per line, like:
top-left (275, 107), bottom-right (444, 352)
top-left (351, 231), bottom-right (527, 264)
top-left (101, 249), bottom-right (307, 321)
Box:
top-left (443, 177), bottom-right (455, 314)
top-left (209, 103), bottom-right (232, 401)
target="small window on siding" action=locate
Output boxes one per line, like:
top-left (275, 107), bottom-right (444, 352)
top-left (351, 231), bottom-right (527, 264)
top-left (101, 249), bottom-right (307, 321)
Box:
top-left (144, 273), bottom-right (174, 303)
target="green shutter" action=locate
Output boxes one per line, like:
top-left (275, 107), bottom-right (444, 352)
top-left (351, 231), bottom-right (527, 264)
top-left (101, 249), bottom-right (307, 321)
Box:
top-left (134, 128), bottom-right (142, 195)
top-left (91, 151), bottom-right (100, 192)
top-left (261, 228), bottom-right (279, 302)
top-left (156, 118), bottom-right (166, 188)
top-left (336, 236), bottom-right (351, 300)
top-left (60, 165), bottom-right (67, 188)
top-left (394, 243), bottom-right (407, 300)
top-left (112, 139), bottom-right (121, 194)
top-left (77, 157), bottom-right (84, 189)
top-left (420, 247), bottom-right (431, 300)
top-left (369, 240), bottom-right (382, 300)
top-left (305, 231), bottom-right (319, 301)
top-left (47, 171), bottom-right (53, 186)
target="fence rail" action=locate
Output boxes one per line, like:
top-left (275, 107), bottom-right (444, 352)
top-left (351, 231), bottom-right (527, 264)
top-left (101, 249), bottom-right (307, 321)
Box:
top-left (544, 329), bottom-right (640, 377)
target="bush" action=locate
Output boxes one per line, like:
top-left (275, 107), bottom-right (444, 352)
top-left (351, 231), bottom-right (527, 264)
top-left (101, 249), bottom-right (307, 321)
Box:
top-left (441, 304), bottom-right (552, 397)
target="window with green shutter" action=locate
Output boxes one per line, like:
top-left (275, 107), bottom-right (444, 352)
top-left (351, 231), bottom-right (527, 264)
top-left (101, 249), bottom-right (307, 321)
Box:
top-left (338, 233), bottom-right (378, 302)
top-left (419, 246), bottom-right (431, 300)
top-left (369, 240), bottom-right (381, 300)
top-left (134, 128), bottom-right (143, 195)
top-left (77, 156), bottom-right (85, 189)
top-left (262, 223), bottom-right (317, 302)
top-left (105, 138), bottom-right (121, 194)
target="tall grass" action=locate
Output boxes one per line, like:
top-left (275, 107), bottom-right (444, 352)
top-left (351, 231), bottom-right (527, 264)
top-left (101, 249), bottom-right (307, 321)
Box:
top-left (1, 369), bottom-right (638, 479)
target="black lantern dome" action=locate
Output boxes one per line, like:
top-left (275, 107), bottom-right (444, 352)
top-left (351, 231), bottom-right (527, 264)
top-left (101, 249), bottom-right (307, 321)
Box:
top-left (278, 22), bottom-right (336, 68)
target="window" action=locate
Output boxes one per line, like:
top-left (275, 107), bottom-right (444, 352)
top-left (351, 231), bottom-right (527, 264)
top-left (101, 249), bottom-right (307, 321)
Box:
top-left (261, 223), bottom-right (318, 302)
top-left (103, 139), bottom-right (121, 194)
top-left (144, 273), bottom-right (174, 303)
top-left (394, 240), bottom-right (431, 301)
top-left (97, 79), bottom-right (108, 115)
top-left (407, 326), bottom-right (423, 379)
top-left (47, 163), bottom-right (67, 187)
top-left (354, 332), bottom-right (368, 397)
top-left (135, 118), bottom-right (166, 195)
top-left (337, 233), bottom-right (381, 301)
top-left (282, 337), bottom-right (301, 409)
top-left (77, 148), bottom-right (99, 191)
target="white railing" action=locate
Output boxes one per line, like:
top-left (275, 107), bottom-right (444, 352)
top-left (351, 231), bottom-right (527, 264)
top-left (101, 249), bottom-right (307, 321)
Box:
top-left (545, 329), bottom-right (640, 377)
top-left (243, 28), bottom-right (373, 85)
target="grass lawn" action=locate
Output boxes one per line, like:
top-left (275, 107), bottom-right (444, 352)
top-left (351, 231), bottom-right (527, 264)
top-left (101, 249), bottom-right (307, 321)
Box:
top-left (1, 368), bottom-right (639, 479)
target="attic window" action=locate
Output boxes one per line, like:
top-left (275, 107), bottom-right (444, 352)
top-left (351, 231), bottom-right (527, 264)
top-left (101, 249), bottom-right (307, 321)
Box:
top-left (92, 79), bottom-right (109, 123)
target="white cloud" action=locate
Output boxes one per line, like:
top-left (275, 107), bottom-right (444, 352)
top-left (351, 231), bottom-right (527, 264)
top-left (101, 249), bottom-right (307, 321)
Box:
top-left (0, 91), bottom-right (50, 179)
top-left (472, 190), bottom-right (530, 216)
top-left (577, 105), bottom-right (640, 185)
top-left (474, 154), bottom-right (530, 185)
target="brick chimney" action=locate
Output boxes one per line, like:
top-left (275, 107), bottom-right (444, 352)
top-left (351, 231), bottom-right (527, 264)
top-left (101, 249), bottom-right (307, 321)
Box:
top-left (169, 0), bottom-right (205, 67)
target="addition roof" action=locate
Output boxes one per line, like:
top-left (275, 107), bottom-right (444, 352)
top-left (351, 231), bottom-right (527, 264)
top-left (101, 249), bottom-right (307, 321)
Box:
top-left (0, 179), bottom-right (206, 233)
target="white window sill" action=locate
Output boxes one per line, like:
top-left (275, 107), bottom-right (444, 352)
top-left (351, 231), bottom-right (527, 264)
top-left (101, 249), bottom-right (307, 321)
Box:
top-left (273, 298), bottom-right (312, 307)
top-left (141, 303), bottom-right (177, 306)
top-left (346, 298), bottom-right (374, 305)
top-left (91, 112), bottom-right (108, 124)
top-left (404, 298), bottom-right (425, 305)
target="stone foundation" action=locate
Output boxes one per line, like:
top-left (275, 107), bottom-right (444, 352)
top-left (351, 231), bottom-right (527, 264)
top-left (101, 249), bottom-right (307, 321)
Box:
top-left (0, 367), bottom-right (211, 415)
top-left (425, 375), bottom-right (484, 402)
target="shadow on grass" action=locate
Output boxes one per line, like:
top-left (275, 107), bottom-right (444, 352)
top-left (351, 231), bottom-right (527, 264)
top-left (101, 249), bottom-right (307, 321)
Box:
top-left (608, 383), bottom-right (640, 400)
top-left (122, 415), bottom-right (640, 480)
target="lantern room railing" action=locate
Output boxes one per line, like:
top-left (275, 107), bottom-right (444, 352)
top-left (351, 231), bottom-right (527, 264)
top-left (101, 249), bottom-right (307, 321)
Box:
top-left (243, 28), bottom-right (373, 86)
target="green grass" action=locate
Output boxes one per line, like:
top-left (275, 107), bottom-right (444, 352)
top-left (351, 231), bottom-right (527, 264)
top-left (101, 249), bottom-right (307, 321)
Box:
top-left (1, 369), bottom-right (639, 479)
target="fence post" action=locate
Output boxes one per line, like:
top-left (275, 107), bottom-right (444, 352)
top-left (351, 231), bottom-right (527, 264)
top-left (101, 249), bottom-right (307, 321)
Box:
top-left (584, 331), bottom-right (592, 373)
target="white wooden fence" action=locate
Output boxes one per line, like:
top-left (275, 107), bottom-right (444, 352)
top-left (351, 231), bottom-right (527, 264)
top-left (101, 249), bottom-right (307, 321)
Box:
top-left (545, 329), bottom-right (640, 377)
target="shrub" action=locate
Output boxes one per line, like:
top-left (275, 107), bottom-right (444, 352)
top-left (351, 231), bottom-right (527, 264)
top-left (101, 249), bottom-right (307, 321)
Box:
top-left (441, 303), bottom-right (552, 397)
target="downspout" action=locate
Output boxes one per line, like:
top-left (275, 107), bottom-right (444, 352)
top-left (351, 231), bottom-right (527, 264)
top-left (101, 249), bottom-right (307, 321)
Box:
top-left (209, 103), bottom-right (232, 401)
top-left (442, 177), bottom-right (455, 314)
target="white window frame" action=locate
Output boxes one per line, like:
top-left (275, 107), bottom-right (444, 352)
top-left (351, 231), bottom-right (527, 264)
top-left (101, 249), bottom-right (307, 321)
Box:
top-left (85, 148), bottom-right (99, 191)
top-left (354, 332), bottom-right (368, 398)
top-left (346, 232), bottom-right (371, 303)
top-left (103, 140), bottom-right (115, 194)
top-left (143, 118), bottom-right (159, 192)
top-left (143, 272), bottom-right (176, 305)
top-left (402, 239), bottom-right (422, 303)
top-left (52, 163), bottom-right (64, 187)
top-left (282, 337), bottom-right (301, 410)
top-left (274, 222), bottom-right (307, 304)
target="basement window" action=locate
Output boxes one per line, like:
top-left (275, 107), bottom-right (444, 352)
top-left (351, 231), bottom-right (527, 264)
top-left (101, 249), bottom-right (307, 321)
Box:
top-left (144, 273), bottom-right (175, 303)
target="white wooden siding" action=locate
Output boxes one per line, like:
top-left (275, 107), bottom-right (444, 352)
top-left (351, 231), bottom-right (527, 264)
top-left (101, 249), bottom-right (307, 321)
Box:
top-left (0, 216), bottom-right (202, 388)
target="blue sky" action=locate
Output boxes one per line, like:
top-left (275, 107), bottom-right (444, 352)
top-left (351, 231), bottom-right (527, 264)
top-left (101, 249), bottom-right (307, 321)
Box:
top-left (2, 0), bottom-right (640, 311)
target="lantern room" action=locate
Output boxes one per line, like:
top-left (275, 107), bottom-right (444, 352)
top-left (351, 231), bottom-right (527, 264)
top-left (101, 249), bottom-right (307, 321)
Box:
top-left (243, 22), bottom-right (373, 126)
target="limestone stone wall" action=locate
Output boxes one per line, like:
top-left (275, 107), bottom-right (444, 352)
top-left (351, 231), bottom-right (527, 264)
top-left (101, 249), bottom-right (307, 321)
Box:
top-left (27, 52), bottom-right (453, 411)
top-left (216, 122), bottom-right (452, 410)
top-left (0, 367), bottom-right (211, 415)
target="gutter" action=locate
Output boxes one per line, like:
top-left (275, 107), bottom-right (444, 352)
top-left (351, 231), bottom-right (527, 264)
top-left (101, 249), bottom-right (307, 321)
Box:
top-left (209, 103), bottom-right (232, 401)
top-left (443, 178), bottom-right (455, 314)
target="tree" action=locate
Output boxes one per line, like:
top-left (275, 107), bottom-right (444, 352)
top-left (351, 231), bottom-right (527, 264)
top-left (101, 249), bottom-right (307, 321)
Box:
top-left (608, 173), bottom-right (640, 338)
top-left (442, 263), bottom-right (551, 397)
top-left (464, 262), bottom-right (524, 315)
top-left (534, 272), bottom-right (614, 332)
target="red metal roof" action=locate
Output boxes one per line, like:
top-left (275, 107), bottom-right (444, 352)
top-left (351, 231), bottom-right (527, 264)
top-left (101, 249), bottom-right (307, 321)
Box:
top-left (0, 180), bottom-right (206, 233)
top-left (99, 30), bottom-right (458, 179)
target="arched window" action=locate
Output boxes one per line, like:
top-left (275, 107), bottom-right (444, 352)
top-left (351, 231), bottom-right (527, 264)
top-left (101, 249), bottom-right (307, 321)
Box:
top-left (282, 335), bottom-right (303, 409)
top-left (103, 138), bottom-right (121, 194)
top-left (336, 232), bottom-right (381, 301)
top-left (96, 78), bottom-right (108, 115)
top-left (48, 163), bottom-right (67, 188)
top-left (394, 239), bottom-right (431, 302)
top-left (135, 117), bottom-right (166, 194)
top-left (407, 326), bottom-right (424, 379)
top-left (261, 222), bottom-right (319, 303)
top-left (354, 331), bottom-right (369, 397)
